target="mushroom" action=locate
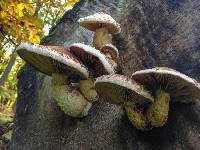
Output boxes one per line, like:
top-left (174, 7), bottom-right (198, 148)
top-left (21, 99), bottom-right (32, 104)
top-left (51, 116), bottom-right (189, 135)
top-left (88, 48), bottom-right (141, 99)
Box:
top-left (100, 44), bottom-right (119, 72)
top-left (131, 67), bottom-right (200, 127)
top-left (78, 12), bottom-right (121, 50)
top-left (78, 13), bottom-right (120, 75)
top-left (17, 43), bottom-right (92, 117)
top-left (69, 43), bottom-right (116, 102)
top-left (100, 44), bottom-right (119, 61)
top-left (95, 74), bottom-right (154, 130)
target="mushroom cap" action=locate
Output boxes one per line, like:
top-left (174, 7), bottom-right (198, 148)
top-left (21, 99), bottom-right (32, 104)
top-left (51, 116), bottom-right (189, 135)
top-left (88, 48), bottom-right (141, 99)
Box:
top-left (100, 44), bottom-right (119, 61)
top-left (78, 12), bottom-right (121, 34)
top-left (17, 43), bottom-right (89, 79)
top-left (69, 43), bottom-right (115, 77)
top-left (95, 74), bottom-right (154, 105)
top-left (131, 67), bottom-right (200, 103)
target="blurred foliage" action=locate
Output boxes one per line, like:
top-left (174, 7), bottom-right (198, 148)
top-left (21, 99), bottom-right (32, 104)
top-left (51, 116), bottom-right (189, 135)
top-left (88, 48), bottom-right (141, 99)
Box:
top-left (0, 0), bottom-right (78, 118)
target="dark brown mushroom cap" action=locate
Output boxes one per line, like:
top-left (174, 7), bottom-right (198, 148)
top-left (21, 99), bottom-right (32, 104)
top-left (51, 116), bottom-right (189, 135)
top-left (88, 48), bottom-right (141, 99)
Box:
top-left (17, 43), bottom-right (89, 79)
top-left (100, 44), bottom-right (119, 61)
top-left (131, 67), bottom-right (200, 103)
top-left (78, 12), bottom-right (121, 34)
top-left (69, 43), bottom-right (115, 77)
top-left (95, 74), bottom-right (154, 105)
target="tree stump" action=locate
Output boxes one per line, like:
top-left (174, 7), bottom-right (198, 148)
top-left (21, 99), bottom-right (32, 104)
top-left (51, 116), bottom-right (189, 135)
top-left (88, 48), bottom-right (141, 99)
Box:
top-left (12, 0), bottom-right (200, 149)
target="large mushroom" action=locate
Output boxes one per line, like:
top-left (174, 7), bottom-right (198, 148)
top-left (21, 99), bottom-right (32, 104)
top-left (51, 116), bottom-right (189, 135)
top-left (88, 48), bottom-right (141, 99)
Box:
top-left (132, 67), bottom-right (200, 127)
top-left (17, 43), bottom-right (92, 117)
top-left (95, 74), bottom-right (154, 130)
top-left (69, 43), bottom-right (117, 102)
top-left (78, 12), bottom-right (121, 50)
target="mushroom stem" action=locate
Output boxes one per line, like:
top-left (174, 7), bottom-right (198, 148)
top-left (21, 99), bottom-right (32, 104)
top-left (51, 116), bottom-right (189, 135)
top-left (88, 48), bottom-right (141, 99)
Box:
top-left (147, 90), bottom-right (170, 127)
top-left (93, 28), bottom-right (112, 49)
top-left (105, 54), bottom-right (118, 72)
top-left (125, 102), bottom-right (149, 130)
top-left (51, 73), bottom-right (92, 117)
top-left (52, 73), bottom-right (69, 85)
top-left (80, 79), bottom-right (97, 102)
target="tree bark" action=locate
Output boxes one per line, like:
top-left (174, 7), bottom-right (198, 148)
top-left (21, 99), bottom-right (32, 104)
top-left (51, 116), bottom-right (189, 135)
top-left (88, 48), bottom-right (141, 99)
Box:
top-left (12, 0), bottom-right (200, 149)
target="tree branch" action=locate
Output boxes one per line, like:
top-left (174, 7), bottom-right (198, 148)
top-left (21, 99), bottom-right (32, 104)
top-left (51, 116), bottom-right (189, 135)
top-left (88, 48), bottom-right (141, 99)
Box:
top-left (0, 28), bottom-right (17, 46)
top-left (0, 52), bottom-right (17, 87)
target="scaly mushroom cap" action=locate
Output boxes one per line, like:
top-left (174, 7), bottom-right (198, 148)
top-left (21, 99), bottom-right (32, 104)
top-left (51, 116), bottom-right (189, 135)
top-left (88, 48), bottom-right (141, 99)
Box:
top-left (69, 43), bottom-right (115, 77)
top-left (132, 67), bottom-right (200, 103)
top-left (78, 12), bottom-right (121, 34)
top-left (95, 74), bottom-right (154, 104)
top-left (17, 43), bottom-right (89, 79)
top-left (100, 44), bottom-right (119, 61)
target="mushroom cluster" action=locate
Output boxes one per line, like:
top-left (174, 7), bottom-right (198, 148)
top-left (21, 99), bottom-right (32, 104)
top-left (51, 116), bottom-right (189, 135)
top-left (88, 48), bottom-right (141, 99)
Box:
top-left (16, 12), bottom-right (200, 131)
top-left (16, 12), bottom-right (121, 118)
top-left (94, 67), bottom-right (200, 130)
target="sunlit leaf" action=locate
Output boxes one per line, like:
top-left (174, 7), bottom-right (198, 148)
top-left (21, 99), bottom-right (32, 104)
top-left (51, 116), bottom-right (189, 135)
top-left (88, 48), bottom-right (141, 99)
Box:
top-left (0, 0), bottom-right (79, 119)
top-left (16, 3), bottom-right (25, 17)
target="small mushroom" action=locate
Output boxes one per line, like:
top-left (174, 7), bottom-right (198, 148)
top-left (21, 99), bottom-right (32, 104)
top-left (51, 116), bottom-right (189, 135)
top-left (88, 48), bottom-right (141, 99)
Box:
top-left (69, 43), bottom-right (116, 76)
top-left (78, 12), bottom-right (121, 50)
top-left (17, 43), bottom-right (92, 117)
top-left (100, 44), bottom-right (119, 73)
top-left (69, 43), bottom-right (117, 102)
top-left (95, 74), bottom-right (154, 130)
top-left (132, 67), bottom-right (200, 127)
top-left (100, 44), bottom-right (119, 61)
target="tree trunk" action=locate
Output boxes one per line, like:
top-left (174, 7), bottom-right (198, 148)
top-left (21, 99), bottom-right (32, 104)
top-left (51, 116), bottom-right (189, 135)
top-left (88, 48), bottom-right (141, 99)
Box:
top-left (12, 0), bottom-right (200, 149)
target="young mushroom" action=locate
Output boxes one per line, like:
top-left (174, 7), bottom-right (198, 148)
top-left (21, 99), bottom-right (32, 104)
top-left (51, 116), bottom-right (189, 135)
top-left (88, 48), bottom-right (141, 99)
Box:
top-left (132, 67), bottom-right (200, 127)
top-left (100, 44), bottom-right (119, 62)
top-left (100, 44), bottom-right (119, 72)
top-left (69, 43), bottom-right (116, 102)
top-left (94, 74), bottom-right (154, 130)
top-left (17, 43), bottom-right (92, 118)
top-left (78, 13), bottom-right (121, 75)
top-left (78, 12), bottom-right (121, 50)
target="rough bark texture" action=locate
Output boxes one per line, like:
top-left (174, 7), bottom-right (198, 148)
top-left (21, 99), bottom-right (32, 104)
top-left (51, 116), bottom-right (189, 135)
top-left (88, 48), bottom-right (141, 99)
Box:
top-left (12, 0), bottom-right (200, 149)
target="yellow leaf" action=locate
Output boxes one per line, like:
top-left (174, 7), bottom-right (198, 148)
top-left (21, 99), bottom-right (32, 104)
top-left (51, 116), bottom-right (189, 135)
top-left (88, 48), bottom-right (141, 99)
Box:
top-left (16, 3), bottom-right (25, 17)
top-left (67, 0), bottom-right (79, 6)
top-left (30, 35), bottom-right (40, 44)
top-left (0, 11), bottom-right (8, 18)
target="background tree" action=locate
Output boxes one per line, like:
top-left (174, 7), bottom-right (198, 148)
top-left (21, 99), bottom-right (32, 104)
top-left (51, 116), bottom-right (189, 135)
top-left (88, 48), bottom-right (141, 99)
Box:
top-left (12, 0), bottom-right (200, 149)
top-left (0, 0), bottom-right (78, 119)
top-left (0, 0), bottom-right (78, 148)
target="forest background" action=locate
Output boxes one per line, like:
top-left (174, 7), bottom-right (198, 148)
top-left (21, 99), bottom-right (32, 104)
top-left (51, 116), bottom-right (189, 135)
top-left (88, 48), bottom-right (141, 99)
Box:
top-left (0, 0), bottom-right (78, 147)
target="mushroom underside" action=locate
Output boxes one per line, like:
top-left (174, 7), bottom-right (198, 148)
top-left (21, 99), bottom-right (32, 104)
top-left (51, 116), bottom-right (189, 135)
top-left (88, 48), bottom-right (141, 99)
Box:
top-left (95, 74), bottom-right (154, 105)
top-left (18, 48), bottom-right (88, 79)
top-left (132, 71), bottom-right (200, 102)
top-left (69, 44), bottom-right (115, 76)
top-left (79, 21), bottom-right (120, 34)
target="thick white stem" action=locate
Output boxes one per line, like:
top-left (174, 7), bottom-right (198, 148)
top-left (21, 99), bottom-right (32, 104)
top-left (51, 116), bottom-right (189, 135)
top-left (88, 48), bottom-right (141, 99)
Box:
top-left (93, 28), bottom-right (112, 49)
top-left (51, 73), bottom-right (92, 117)
top-left (147, 90), bottom-right (170, 127)
top-left (125, 102), bottom-right (150, 131)
top-left (80, 79), bottom-right (97, 102)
